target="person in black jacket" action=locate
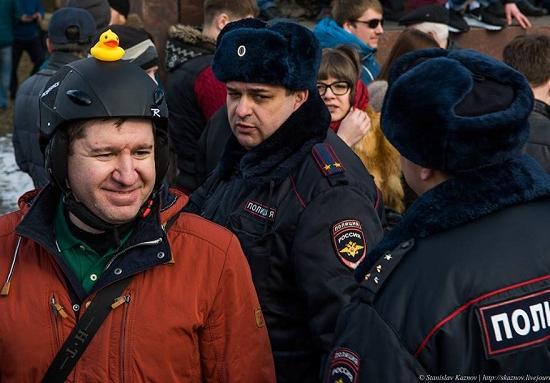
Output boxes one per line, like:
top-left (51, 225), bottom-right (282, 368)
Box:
top-left (12, 7), bottom-right (96, 188)
top-left (164, 0), bottom-right (257, 193)
top-left (324, 49), bottom-right (550, 382)
top-left (185, 19), bottom-right (384, 383)
top-left (503, 34), bottom-right (550, 174)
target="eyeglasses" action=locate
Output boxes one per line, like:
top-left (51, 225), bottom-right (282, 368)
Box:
top-left (353, 18), bottom-right (384, 29)
top-left (317, 81), bottom-right (351, 96)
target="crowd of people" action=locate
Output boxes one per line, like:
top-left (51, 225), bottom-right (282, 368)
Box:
top-left (0, 0), bottom-right (549, 381)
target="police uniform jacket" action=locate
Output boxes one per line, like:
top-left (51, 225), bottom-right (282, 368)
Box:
top-left (324, 156), bottom-right (550, 382)
top-left (186, 92), bottom-right (384, 382)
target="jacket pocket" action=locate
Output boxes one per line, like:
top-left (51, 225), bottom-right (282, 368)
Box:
top-left (229, 213), bottom-right (274, 290)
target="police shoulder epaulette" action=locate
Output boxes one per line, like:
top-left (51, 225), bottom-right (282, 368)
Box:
top-left (311, 143), bottom-right (345, 177)
top-left (360, 238), bottom-right (415, 303)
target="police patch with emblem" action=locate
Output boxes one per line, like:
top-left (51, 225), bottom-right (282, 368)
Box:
top-left (477, 288), bottom-right (550, 358)
top-left (326, 348), bottom-right (360, 383)
top-left (332, 219), bottom-right (367, 269)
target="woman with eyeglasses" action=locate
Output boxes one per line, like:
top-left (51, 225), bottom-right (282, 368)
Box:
top-left (318, 45), bottom-right (405, 218)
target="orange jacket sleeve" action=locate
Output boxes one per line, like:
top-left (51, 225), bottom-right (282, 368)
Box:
top-left (199, 235), bottom-right (276, 382)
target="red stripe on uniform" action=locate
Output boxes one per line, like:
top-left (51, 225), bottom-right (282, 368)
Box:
top-left (414, 274), bottom-right (550, 358)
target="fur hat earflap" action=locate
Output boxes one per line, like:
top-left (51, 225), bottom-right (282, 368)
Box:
top-left (212, 18), bottom-right (321, 91)
top-left (382, 48), bottom-right (534, 172)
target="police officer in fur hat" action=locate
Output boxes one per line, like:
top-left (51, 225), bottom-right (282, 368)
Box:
top-left (185, 18), bottom-right (384, 382)
top-left (324, 49), bottom-right (550, 382)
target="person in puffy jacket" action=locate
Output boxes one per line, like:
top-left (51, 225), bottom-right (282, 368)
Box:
top-left (0, 37), bottom-right (275, 382)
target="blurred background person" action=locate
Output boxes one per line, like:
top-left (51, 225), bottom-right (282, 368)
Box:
top-left (12, 7), bottom-right (96, 187)
top-left (314, 0), bottom-right (385, 84)
top-left (67, 0), bottom-right (111, 30)
top-left (108, 0), bottom-right (129, 25)
top-left (367, 28), bottom-right (440, 112)
top-left (318, 45), bottom-right (405, 223)
top-left (164, 0), bottom-right (257, 193)
top-left (0, 0), bottom-right (18, 110)
top-left (10, 0), bottom-right (45, 98)
top-left (99, 24), bottom-right (159, 80)
top-left (503, 34), bottom-right (550, 173)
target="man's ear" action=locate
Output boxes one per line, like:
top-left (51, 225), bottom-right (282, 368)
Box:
top-left (419, 167), bottom-right (433, 182)
top-left (342, 21), bottom-right (355, 33)
top-left (293, 90), bottom-right (309, 111)
top-left (215, 12), bottom-right (230, 32)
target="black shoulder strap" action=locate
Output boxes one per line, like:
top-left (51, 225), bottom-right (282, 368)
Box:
top-left (41, 276), bottom-right (133, 383)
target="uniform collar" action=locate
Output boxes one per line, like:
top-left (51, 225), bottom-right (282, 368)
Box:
top-left (355, 155), bottom-right (550, 280)
top-left (217, 91), bottom-right (330, 187)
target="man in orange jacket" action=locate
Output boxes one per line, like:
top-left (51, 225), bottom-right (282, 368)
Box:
top-left (0, 38), bottom-right (275, 382)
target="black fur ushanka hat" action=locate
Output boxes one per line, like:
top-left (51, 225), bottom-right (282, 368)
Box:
top-left (382, 48), bottom-right (534, 172)
top-left (212, 18), bottom-right (321, 91)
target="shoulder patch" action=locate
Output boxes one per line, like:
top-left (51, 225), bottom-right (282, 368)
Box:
top-left (312, 143), bottom-right (345, 177)
top-left (477, 288), bottom-right (550, 358)
top-left (325, 347), bottom-right (360, 383)
top-left (361, 239), bottom-right (415, 301)
top-left (332, 219), bottom-right (366, 269)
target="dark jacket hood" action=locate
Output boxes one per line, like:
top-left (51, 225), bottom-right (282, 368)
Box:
top-left (355, 155), bottom-right (550, 280)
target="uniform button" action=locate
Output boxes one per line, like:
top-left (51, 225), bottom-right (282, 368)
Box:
top-left (90, 274), bottom-right (98, 281)
top-left (72, 304), bottom-right (80, 312)
top-left (157, 251), bottom-right (165, 259)
top-left (114, 268), bottom-right (123, 275)
top-left (79, 245), bottom-right (86, 251)
top-left (400, 240), bottom-right (412, 249)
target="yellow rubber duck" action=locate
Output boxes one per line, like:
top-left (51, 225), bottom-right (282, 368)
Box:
top-left (90, 29), bottom-right (125, 62)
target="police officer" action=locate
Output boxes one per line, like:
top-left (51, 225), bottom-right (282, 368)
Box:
top-left (324, 49), bottom-right (550, 382)
top-left (185, 19), bottom-right (384, 382)
top-left (0, 40), bottom-right (275, 381)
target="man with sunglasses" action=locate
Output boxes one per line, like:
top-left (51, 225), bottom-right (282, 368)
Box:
top-left (314, 0), bottom-right (384, 84)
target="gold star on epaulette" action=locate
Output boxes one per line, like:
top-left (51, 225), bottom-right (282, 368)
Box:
top-left (324, 164), bottom-right (332, 171)
top-left (334, 162), bottom-right (342, 168)
top-left (384, 253), bottom-right (392, 261)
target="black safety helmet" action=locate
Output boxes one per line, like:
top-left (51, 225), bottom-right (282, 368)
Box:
top-left (39, 56), bottom-right (169, 230)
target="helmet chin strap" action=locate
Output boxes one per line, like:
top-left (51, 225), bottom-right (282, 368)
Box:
top-left (62, 191), bottom-right (157, 233)
top-left (63, 193), bottom-right (121, 232)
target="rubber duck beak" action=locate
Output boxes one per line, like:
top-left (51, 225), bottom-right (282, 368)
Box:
top-left (104, 39), bottom-right (118, 48)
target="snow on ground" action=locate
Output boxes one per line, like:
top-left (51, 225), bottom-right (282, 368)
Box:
top-left (0, 134), bottom-right (33, 214)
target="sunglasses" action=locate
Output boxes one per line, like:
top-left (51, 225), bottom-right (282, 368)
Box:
top-left (317, 81), bottom-right (351, 96)
top-left (353, 18), bottom-right (384, 29)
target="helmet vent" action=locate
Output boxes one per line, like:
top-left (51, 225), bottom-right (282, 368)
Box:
top-left (66, 89), bottom-right (93, 106)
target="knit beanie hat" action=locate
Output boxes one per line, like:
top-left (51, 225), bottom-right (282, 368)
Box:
top-left (98, 25), bottom-right (159, 70)
top-left (381, 48), bottom-right (533, 172)
top-left (108, 0), bottom-right (129, 18)
top-left (212, 18), bottom-right (321, 91)
top-left (67, 0), bottom-right (111, 30)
